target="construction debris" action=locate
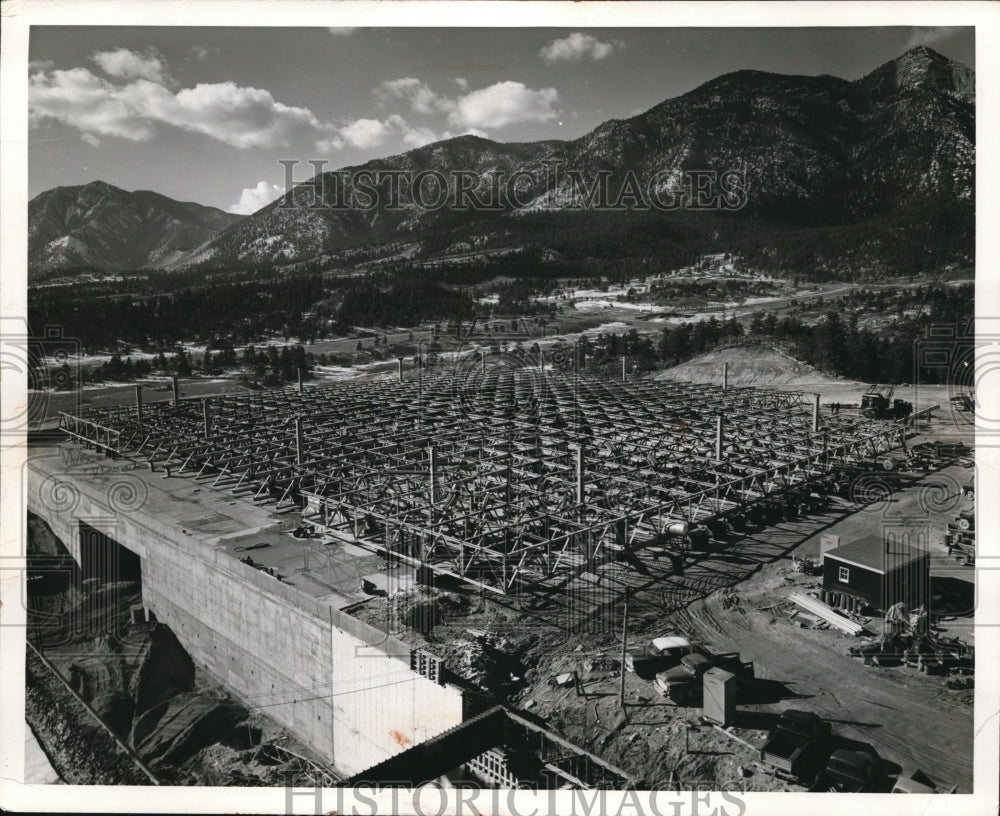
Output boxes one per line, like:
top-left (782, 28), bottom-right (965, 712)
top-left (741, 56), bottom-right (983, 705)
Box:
top-left (788, 593), bottom-right (865, 635)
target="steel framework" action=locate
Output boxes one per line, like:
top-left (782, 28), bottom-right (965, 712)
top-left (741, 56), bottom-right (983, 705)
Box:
top-left (59, 368), bottom-right (907, 594)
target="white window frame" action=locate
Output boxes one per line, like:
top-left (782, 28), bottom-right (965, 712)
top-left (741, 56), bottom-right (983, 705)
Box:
top-left (838, 565), bottom-right (850, 583)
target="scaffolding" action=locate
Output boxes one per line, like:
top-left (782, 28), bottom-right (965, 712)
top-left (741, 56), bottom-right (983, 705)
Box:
top-left (59, 368), bottom-right (907, 594)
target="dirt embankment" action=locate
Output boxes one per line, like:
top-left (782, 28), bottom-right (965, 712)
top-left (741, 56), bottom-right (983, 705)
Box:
top-left (25, 648), bottom-right (150, 785)
top-left (653, 345), bottom-right (867, 403)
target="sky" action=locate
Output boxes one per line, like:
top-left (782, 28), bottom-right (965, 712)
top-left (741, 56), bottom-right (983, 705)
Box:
top-left (28, 26), bottom-right (974, 214)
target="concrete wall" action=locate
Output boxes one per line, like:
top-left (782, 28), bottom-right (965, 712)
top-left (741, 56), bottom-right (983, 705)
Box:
top-left (26, 450), bottom-right (464, 774)
top-left (329, 614), bottom-right (465, 777)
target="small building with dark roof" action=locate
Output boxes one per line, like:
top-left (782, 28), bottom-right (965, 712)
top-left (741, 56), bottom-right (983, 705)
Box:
top-left (821, 534), bottom-right (930, 613)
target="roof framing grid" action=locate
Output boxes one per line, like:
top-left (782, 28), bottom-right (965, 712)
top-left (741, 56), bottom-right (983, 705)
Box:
top-left (58, 369), bottom-right (909, 594)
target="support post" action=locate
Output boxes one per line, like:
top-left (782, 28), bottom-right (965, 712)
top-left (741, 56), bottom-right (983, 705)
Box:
top-left (172, 376), bottom-right (179, 406)
top-left (397, 357), bottom-right (403, 382)
top-left (480, 350), bottom-right (486, 375)
top-left (295, 416), bottom-right (304, 466)
top-left (576, 445), bottom-right (585, 505)
top-left (619, 587), bottom-right (629, 710)
top-left (135, 385), bottom-right (143, 427)
top-left (203, 398), bottom-right (211, 438)
top-left (723, 363), bottom-right (729, 391)
top-left (297, 367), bottom-right (303, 394)
top-left (622, 356), bottom-right (627, 382)
top-left (428, 445), bottom-right (437, 506)
top-left (813, 393), bottom-right (821, 433)
top-left (715, 415), bottom-right (724, 461)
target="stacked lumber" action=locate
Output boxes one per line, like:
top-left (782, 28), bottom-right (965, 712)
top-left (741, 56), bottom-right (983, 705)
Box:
top-left (788, 593), bottom-right (864, 635)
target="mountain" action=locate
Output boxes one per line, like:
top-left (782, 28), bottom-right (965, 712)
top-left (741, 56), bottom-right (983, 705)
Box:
top-left (28, 181), bottom-right (243, 279)
top-left (190, 45), bottom-right (972, 277)
top-left (29, 46), bottom-right (974, 279)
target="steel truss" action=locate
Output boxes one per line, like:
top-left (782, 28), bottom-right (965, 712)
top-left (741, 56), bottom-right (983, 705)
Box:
top-left (59, 369), bottom-right (907, 594)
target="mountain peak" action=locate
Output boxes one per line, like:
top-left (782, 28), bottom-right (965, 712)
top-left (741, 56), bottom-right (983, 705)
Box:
top-left (859, 45), bottom-right (974, 99)
top-left (29, 182), bottom-right (243, 279)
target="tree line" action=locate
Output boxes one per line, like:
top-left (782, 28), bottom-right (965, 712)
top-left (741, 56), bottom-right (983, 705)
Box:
top-left (45, 343), bottom-right (313, 390)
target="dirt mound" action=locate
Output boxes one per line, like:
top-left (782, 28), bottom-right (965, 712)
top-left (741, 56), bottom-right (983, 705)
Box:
top-left (434, 630), bottom-right (533, 699)
top-left (653, 345), bottom-right (867, 403)
top-left (131, 693), bottom-right (244, 765)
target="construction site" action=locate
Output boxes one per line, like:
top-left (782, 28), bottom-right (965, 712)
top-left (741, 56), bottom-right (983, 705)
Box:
top-left (25, 354), bottom-right (975, 792)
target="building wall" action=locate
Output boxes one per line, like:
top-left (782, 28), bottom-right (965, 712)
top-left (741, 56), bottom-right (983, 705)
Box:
top-left (26, 452), bottom-right (463, 774)
top-left (822, 557), bottom-right (882, 608)
top-left (823, 551), bottom-right (931, 613)
top-left (882, 556), bottom-right (931, 612)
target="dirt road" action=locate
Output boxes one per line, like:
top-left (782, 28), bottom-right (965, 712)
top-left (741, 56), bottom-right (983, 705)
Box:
top-left (677, 587), bottom-right (973, 791)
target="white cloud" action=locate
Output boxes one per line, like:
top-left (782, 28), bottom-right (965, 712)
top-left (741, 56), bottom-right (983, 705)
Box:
top-left (328, 27), bottom-right (356, 36)
top-left (29, 66), bottom-right (331, 149)
top-left (29, 68), bottom-right (158, 141)
top-left (904, 27), bottom-right (957, 51)
top-left (375, 77), bottom-right (455, 115)
top-left (228, 181), bottom-right (285, 214)
top-left (338, 117), bottom-right (393, 149)
top-left (399, 123), bottom-right (441, 148)
top-left (316, 136), bottom-right (345, 152)
top-left (448, 81), bottom-right (559, 129)
top-left (91, 48), bottom-right (166, 83)
top-left (374, 76), bottom-right (560, 132)
top-left (539, 33), bottom-right (621, 64)
top-left (189, 44), bottom-right (217, 62)
top-left (315, 113), bottom-right (488, 152)
top-left (398, 121), bottom-right (487, 149)
top-left (317, 114), bottom-right (405, 152)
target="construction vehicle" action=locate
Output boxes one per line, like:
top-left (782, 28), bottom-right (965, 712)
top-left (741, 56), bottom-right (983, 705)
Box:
top-left (624, 636), bottom-right (698, 679)
top-left (953, 509), bottom-right (974, 532)
top-left (949, 394), bottom-right (974, 413)
top-left (900, 634), bottom-right (973, 674)
top-left (860, 385), bottom-right (913, 421)
top-left (946, 538), bottom-right (975, 567)
top-left (653, 651), bottom-right (754, 705)
top-left (759, 709), bottom-right (831, 781)
top-left (644, 522), bottom-right (710, 555)
top-left (821, 748), bottom-right (884, 792)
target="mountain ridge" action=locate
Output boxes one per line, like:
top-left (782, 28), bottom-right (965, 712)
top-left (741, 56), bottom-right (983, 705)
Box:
top-left (29, 181), bottom-right (244, 278)
top-left (29, 46), bottom-right (974, 278)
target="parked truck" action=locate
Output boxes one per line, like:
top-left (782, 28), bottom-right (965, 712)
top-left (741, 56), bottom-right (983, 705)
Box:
top-left (946, 537), bottom-right (975, 567)
top-left (624, 636), bottom-right (697, 679)
top-left (953, 509), bottom-right (974, 531)
top-left (822, 748), bottom-right (884, 792)
top-left (950, 394), bottom-right (974, 413)
top-left (759, 709), bottom-right (831, 781)
top-left (653, 651), bottom-right (754, 705)
top-left (860, 385), bottom-right (912, 421)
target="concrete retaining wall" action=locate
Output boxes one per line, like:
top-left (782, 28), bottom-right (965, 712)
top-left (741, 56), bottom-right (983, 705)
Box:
top-left (26, 449), bottom-right (463, 774)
